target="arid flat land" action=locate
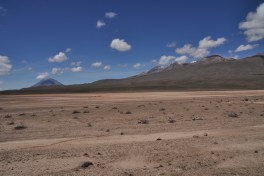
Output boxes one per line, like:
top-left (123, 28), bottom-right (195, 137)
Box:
top-left (1, 90), bottom-right (264, 176)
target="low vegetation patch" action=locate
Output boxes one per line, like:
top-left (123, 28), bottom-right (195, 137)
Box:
top-left (14, 124), bottom-right (27, 130)
top-left (72, 110), bottom-right (81, 114)
top-left (138, 119), bottom-right (149, 124)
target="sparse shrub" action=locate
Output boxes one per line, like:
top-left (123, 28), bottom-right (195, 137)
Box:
top-left (19, 113), bottom-right (26, 116)
top-left (228, 112), bottom-right (238, 118)
top-left (83, 110), bottom-right (89, 113)
top-left (0, 107), bottom-right (3, 110)
top-left (159, 108), bottom-right (166, 111)
top-left (7, 121), bottom-right (15, 125)
top-left (125, 111), bottom-right (132, 114)
top-left (120, 132), bottom-right (124, 135)
top-left (14, 124), bottom-right (27, 130)
top-left (95, 106), bottom-right (100, 109)
top-left (72, 110), bottom-right (80, 114)
top-left (73, 116), bottom-right (78, 119)
top-left (137, 105), bottom-right (145, 108)
top-left (87, 123), bottom-right (92, 127)
top-left (138, 119), bottom-right (149, 124)
top-left (83, 106), bottom-right (88, 109)
top-left (31, 113), bottom-right (36, 117)
top-left (168, 119), bottom-right (176, 123)
top-left (112, 107), bottom-right (118, 109)
top-left (204, 108), bottom-right (209, 110)
top-left (4, 114), bottom-right (12, 118)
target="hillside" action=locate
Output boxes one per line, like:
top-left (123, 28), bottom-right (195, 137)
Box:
top-left (1, 54), bottom-right (264, 94)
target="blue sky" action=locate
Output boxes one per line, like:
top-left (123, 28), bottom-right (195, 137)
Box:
top-left (0, 0), bottom-right (263, 90)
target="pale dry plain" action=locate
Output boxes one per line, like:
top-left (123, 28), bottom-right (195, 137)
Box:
top-left (1, 90), bottom-right (264, 176)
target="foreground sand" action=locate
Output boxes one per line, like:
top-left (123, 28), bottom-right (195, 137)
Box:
top-left (1, 90), bottom-right (264, 176)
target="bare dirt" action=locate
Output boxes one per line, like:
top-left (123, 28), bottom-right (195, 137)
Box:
top-left (0, 90), bottom-right (264, 176)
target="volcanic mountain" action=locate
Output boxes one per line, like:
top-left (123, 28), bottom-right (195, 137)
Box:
top-left (32, 78), bottom-right (64, 87)
top-left (1, 54), bottom-right (264, 94)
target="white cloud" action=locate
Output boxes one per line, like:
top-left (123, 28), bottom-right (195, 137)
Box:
top-left (239, 3), bottom-right (264, 42)
top-left (91, 62), bottom-right (103, 68)
top-left (110, 38), bottom-right (132, 52)
top-left (105, 12), bottom-right (117, 18)
top-left (235, 44), bottom-right (259, 52)
top-left (103, 65), bottom-right (111, 70)
top-left (175, 36), bottom-right (227, 59)
top-left (71, 61), bottom-right (81, 67)
top-left (199, 36), bottom-right (227, 48)
top-left (65, 48), bottom-right (72, 52)
top-left (71, 66), bottom-right (82, 72)
top-left (158, 55), bottom-right (188, 65)
top-left (166, 42), bottom-right (176, 48)
top-left (36, 72), bottom-right (49, 80)
top-left (133, 63), bottom-right (141, 69)
top-left (96, 20), bottom-right (106, 28)
top-left (51, 68), bottom-right (64, 75)
top-left (158, 55), bottom-right (176, 65)
top-left (175, 55), bottom-right (188, 64)
top-left (48, 52), bottom-right (68, 63)
top-left (0, 55), bottom-right (12, 75)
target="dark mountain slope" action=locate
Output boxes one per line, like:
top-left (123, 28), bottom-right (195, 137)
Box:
top-left (32, 78), bottom-right (64, 87)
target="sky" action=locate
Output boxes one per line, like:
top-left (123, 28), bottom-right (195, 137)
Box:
top-left (0, 0), bottom-right (264, 90)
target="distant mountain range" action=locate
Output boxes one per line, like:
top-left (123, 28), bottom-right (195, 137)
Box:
top-left (1, 54), bottom-right (264, 94)
top-left (32, 78), bottom-right (64, 87)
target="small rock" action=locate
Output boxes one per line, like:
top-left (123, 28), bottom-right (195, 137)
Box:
top-left (120, 132), bottom-right (124, 135)
top-left (203, 133), bottom-right (208, 136)
top-left (254, 150), bottom-right (258, 153)
top-left (83, 153), bottom-right (89, 156)
top-left (80, 161), bottom-right (93, 168)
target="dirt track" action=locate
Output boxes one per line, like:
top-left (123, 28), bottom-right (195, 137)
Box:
top-left (1, 91), bottom-right (264, 175)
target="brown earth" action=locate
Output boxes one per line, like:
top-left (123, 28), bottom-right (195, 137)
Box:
top-left (0, 90), bottom-right (264, 176)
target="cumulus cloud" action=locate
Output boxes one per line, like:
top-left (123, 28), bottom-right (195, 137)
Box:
top-left (96, 20), bottom-right (106, 28)
top-left (0, 55), bottom-right (12, 75)
top-left (110, 38), bottom-right (132, 52)
top-left (48, 52), bottom-right (68, 63)
top-left (36, 72), bottom-right (49, 80)
top-left (103, 65), bottom-right (111, 70)
top-left (133, 63), bottom-right (141, 69)
top-left (176, 36), bottom-right (227, 58)
top-left (65, 48), bottom-right (72, 52)
top-left (158, 55), bottom-right (176, 65)
top-left (51, 68), bottom-right (64, 75)
top-left (235, 44), bottom-right (259, 52)
top-left (71, 66), bottom-right (82, 72)
top-left (105, 12), bottom-right (117, 18)
top-left (175, 55), bottom-right (188, 64)
top-left (199, 36), bottom-right (227, 48)
top-left (91, 62), bottom-right (103, 68)
top-left (166, 42), bottom-right (176, 48)
top-left (71, 61), bottom-right (81, 67)
top-left (158, 55), bottom-right (188, 65)
top-left (239, 3), bottom-right (264, 42)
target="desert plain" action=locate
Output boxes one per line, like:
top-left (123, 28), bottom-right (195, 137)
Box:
top-left (0, 90), bottom-right (264, 176)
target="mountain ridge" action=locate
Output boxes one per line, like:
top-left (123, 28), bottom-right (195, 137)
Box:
top-left (1, 54), bottom-right (264, 94)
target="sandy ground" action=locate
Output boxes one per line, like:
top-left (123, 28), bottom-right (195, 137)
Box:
top-left (0, 90), bottom-right (264, 176)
